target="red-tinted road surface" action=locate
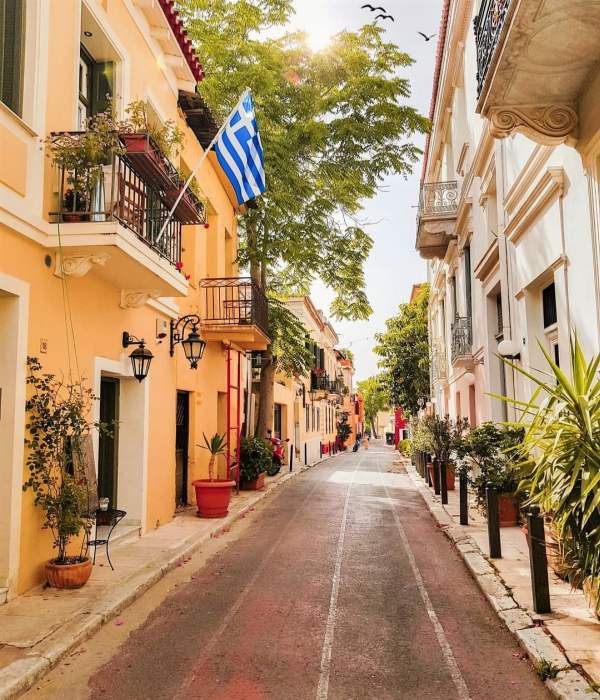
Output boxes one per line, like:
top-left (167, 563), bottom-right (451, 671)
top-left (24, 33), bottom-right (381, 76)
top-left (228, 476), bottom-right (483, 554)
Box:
top-left (90, 445), bottom-right (549, 699)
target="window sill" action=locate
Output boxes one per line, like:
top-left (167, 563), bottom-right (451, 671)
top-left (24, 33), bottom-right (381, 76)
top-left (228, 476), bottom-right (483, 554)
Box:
top-left (0, 101), bottom-right (38, 137)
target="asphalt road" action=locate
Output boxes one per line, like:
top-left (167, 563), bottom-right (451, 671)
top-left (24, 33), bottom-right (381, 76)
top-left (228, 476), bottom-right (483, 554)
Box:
top-left (40, 443), bottom-right (550, 699)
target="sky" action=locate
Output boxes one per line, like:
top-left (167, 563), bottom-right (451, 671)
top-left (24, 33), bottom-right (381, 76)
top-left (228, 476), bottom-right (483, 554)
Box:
top-left (287, 0), bottom-right (443, 381)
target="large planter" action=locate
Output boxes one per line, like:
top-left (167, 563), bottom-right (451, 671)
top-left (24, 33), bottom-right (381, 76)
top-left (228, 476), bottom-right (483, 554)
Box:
top-left (120, 132), bottom-right (176, 191)
top-left (445, 463), bottom-right (456, 491)
top-left (583, 578), bottom-right (600, 619)
top-left (164, 186), bottom-right (205, 225)
top-left (240, 472), bottom-right (265, 491)
top-left (45, 557), bottom-right (92, 589)
top-left (498, 493), bottom-right (519, 527)
top-left (192, 479), bottom-right (235, 518)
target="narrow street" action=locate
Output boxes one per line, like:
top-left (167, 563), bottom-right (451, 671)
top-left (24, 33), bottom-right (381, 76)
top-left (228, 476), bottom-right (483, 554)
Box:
top-left (25, 444), bottom-right (548, 699)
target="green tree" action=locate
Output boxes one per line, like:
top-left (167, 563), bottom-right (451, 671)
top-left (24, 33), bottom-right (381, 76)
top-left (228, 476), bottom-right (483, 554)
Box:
top-left (357, 375), bottom-right (389, 438)
top-left (180, 0), bottom-right (428, 434)
top-left (374, 283), bottom-right (430, 416)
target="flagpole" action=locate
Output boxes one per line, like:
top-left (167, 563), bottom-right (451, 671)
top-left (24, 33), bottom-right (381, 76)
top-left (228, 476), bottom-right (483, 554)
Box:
top-left (156, 89), bottom-right (251, 245)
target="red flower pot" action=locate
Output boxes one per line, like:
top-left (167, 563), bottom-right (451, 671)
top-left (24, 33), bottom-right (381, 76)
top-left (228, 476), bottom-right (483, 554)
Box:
top-left (498, 494), bottom-right (519, 527)
top-left (240, 473), bottom-right (265, 491)
top-left (446, 464), bottom-right (456, 491)
top-left (192, 479), bottom-right (235, 518)
top-left (45, 557), bottom-right (92, 589)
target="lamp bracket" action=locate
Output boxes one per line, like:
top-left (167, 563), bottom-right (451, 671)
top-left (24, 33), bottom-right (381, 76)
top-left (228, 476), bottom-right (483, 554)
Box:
top-left (122, 331), bottom-right (144, 349)
top-left (170, 314), bottom-right (201, 357)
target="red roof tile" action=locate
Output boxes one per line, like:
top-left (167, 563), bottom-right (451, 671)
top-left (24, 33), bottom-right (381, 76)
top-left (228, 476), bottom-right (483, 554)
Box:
top-left (158, 0), bottom-right (204, 82)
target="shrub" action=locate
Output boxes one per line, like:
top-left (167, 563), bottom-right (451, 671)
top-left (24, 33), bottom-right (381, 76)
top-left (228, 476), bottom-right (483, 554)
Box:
top-left (239, 436), bottom-right (273, 484)
top-left (397, 439), bottom-right (411, 456)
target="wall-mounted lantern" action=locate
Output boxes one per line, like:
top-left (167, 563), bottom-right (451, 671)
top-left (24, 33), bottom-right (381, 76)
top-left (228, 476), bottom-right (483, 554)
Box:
top-left (170, 314), bottom-right (206, 369)
top-left (122, 332), bottom-right (154, 382)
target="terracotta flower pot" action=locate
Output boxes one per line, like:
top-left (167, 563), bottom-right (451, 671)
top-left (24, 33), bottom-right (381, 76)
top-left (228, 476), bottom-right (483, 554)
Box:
top-left (45, 557), bottom-right (92, 589)
top-left (240, 473), bottom-right (265, 491)
top-left (498, 494), bottom-right (519, 527)
top-left (62, 212), bottom-right (89, 223)
top-left (192, 479), bottom-right (235, 518)
top-left (445, 463), bottom-right (456, 491)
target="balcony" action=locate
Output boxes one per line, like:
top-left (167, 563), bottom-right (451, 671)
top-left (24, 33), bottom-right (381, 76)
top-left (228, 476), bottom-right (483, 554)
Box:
top-left (327, 377), bottom-right (344, 399)
top-left (431, 344), bottom-right (448, 385)
top-left (451, 317), bottom-right (473, 369)
top-left (48, 132), bottom-right (206, 297)
top-left (198, 278), bottom-right (270, 350)
top-left (474, 0), bottom-right (600, 146)
top-left (310, 370), bottom-right (329, 399)
top-left (415, 181), bottom-right (458, 260)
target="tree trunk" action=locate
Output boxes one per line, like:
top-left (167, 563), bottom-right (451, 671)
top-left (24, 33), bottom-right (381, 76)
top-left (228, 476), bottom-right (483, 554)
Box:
top-left (256, 345), bottom-right (276, 439)
top-left (370, 418), bottom-right (378, 439)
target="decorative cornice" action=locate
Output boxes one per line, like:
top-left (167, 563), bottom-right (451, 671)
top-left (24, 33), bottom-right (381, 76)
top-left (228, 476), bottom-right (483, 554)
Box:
top-left (504, 144), bottom-right (552, 213)
top-left (54, 253), bottom-right (109, 278)
top-left (474, 238), bottom-right (500, 281)
top-left (489, 104), bottom-right (578, 146)
top-left (505, 167), bottom-right (565, 244)
top-left (120, 289), bottom-right (161, 309)
top-left (514, 254), bottom-right (568, 299)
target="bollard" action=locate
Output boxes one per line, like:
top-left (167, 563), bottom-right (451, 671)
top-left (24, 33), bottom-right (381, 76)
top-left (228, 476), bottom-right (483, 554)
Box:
top-left (433, 458), bottom-right (441, 495)
top-left (304, 443), bottom-right (307, 465)
top-left (459, 472), bottom-right (469, 525)
top-left (440, 460), bottom-right (448, 505)
top-left (289, 444), bottom-right (294, 473)
top-left (486, 485), bottom-right (502, 558)
top-left (527, 506), bottom-right (551, 613)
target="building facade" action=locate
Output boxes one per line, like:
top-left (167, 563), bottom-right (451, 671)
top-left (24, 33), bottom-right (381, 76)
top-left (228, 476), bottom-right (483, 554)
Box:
top-left (0, 0), bottom-right (268, 599)
top-left (417, 0), bottom-right (600, 426)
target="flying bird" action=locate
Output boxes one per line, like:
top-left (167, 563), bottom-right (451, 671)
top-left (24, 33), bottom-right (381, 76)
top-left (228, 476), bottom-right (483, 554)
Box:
top-left (376, 13), bottom-right (395, 21)
top-left (418, 31), bottom-right (436, 41)
top-left (361, 4), bottom-right (387, 11)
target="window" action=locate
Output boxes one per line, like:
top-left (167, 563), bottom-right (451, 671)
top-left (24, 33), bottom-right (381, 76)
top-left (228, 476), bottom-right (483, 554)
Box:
top-left (77, 44), bottom-right (114, 129)
top-left (0, 0), bottom-right (25, 116)
top-left (464, 245), bottom-right (472, 318)
top-left (316, 408), bottom-right (320, 431)
top-left (542, 282), bottom-right (557, 329)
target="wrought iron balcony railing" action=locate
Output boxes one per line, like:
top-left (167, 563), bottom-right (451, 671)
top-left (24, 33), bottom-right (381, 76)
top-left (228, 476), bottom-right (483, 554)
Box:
top-left (431, 345), bottom-right (448, 383)
top-left (474, 0), bottom-right (511, 97)
top-left (451, 317), bottom-right (473, 364)
top-left (418, 181), bottom-right (459, 219)
top-left (198, 278), bottom-right (269, 336)
top-left (310, 370), bottom-right (329, 393)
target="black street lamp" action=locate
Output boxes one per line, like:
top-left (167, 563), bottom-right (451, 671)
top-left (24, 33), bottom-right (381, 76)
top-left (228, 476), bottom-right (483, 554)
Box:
top-left (170, 314), bottom-right (206, 369)
top-left (122, 332), bottom-right (154, 382)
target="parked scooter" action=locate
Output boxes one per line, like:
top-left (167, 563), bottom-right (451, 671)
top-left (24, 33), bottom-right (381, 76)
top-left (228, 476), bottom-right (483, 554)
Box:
top-left (267, 431), bottom-right (290, 476)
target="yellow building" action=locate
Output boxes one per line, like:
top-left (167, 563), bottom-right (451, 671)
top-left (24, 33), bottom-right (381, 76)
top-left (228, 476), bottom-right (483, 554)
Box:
top-left (0, 0), bottom-right (268, 599)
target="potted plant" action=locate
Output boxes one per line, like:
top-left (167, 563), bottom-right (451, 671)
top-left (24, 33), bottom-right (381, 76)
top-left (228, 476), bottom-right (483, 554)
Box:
top-left (504, 335), bottom-right (600, 616)
top-left (336, 414), bottom-right (352, 450)
top-left (421, 414), bottom-right (466, 490)
top-left (192, 433), bottom-right (235, 518)
top-left (23, 358), bottom-right (97, 589)
top-left (239, 436), bottom-right (272, 490)
top-left (456, 422), bottom-right (523, 525)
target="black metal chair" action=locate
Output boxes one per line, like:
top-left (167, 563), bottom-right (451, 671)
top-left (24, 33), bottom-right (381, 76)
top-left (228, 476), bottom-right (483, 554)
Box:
top-left (85, 508), bottom-right (126, 570)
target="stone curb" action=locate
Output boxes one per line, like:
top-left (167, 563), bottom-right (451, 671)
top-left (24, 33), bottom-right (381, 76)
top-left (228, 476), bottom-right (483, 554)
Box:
top-left (403, 460), bottom-right (600, 700)
top-left (0, 458), bottom-right (324, 700)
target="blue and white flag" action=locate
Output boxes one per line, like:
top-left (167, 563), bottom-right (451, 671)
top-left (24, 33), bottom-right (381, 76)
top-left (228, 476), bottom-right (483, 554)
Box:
top-left (214, 90), bottom-right (266, 205)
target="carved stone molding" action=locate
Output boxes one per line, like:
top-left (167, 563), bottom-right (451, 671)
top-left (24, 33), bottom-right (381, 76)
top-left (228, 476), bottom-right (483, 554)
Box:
top-left (120, 289), bottom-right (161, 309)
top-left (54, 253), bottom-right (109, 278)
top-left (488, 104), bottom-right (578, 146)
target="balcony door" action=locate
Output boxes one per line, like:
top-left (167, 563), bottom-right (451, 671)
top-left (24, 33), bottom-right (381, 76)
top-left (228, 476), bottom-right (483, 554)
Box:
top-left (175, 392), bottom-right (189, 508)
top-left (98, 378), bottom-right (119, 508)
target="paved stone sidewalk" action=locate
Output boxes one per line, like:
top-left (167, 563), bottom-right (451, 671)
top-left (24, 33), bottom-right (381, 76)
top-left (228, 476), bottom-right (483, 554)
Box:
top-left (0, 462), bottom-right (320, 700)
top-left (404, 458), bottom-right (600, 699)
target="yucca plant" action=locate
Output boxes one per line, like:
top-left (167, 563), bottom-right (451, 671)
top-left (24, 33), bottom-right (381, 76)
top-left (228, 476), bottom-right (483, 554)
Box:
top-left (503, 334), bottom-right (600, 612)
top-left (199, 433), bottom-right (227, 481)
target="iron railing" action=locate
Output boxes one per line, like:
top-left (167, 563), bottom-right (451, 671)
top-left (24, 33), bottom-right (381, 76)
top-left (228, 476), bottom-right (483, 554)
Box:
top-left (418, 181), bottom-right (459, 218)
top-left (311, 370), bottom-right (329, 392)
top-left (474, 0), bottom-right (511, 97)
top-left (198, 278), bottom-right (269, 336)
top-left (451, 317), bottom-right (473, 363)
top-left (431, 344), bottom-right (448, 383)
top-left (51, 134), bottom-right (183, 266)
top-left (328, 377), bottom-right (344, 395)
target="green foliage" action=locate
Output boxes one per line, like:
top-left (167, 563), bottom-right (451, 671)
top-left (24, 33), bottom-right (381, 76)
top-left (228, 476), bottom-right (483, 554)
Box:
top-left (336, 414), bottom-right (352, 446)
top-left (267, 295), bottom-right (314, 376)
top-left (179, 0), bottom-right (428, 324)
top-left (124, 99), bottom-right (185, 160)
top-left (409, 416), bottom-right (433, 455)
top-left (374, 284), bottom-right (430, 415)
top-left (357, 375), bottom-right (389, 429)
top-left (239, 436), bottom-right (273, 483)
top-left (534, 659), bottom-right (560, 681)
top-left (455, 422), bottom-right (523, 508)
top-left (23, 358), bottom-right (96, 564)
top-left (199, 432), bottom-right (227, 481)
top-left (504, 335), bottom-right (600, 610)
top-left (421, 414), bottom-right (468, 464)
top-left (397, 439), bottom-right (411, 456)
top-left (337, 348), bottom-right (354, 364)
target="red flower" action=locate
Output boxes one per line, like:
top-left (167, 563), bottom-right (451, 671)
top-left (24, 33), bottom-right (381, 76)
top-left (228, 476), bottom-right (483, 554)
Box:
top-left (176, 261), bottom-right (184, 270)
top-left (185, 273), bottom-right (191, 281)
top-left (203, 222), bottom-right (210, 229)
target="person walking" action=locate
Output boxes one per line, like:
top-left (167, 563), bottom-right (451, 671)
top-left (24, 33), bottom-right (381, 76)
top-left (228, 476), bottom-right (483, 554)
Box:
top-left (362, 433), bottom-right (370, 450)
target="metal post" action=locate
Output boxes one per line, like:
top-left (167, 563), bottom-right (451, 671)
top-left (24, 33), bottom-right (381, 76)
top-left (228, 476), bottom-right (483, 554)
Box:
top-left (459, 472), bottom-right (469, 526)
top-left (486, 485), bottom-right (502, 558)
top-left (304, 443), bottom-right (308, 465)
top-left (440, 460), bottom-right (448, 505)
top-left (433, 458), bottom-right (441, 495)
top-left (527, 506), bottom-right (551, 613)
top-left (289, 443), bottom-right (294, 473)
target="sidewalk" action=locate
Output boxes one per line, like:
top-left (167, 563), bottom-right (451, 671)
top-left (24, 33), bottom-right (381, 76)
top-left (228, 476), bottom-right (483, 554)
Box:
top-left (404, 458), bottom-right (600, 699)
top-left (0, 460), bottom-right (322, 700)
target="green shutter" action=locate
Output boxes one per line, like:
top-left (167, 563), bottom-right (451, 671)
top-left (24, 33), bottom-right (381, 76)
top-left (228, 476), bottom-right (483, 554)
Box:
top-left (0, 0), bottom-right (25, 116)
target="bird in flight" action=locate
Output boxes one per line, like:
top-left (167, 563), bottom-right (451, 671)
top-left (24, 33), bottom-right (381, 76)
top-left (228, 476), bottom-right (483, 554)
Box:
top-left (418, 31), bottom-right (437, 41)
top-left (376, 13), bottom-right (395, 21)
top-left (361, 4), bottom-right (387, 11)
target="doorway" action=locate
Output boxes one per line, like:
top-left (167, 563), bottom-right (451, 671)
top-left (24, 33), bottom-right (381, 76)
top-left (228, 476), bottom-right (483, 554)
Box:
top-left (98, 377), bottom-right (119, 508)
top-left (175, 391), bottom-right (189, 507)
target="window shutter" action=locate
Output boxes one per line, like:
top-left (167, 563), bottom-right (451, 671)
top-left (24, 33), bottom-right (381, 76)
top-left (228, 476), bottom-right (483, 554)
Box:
top-left (0, 0), bottom-right (25, 116)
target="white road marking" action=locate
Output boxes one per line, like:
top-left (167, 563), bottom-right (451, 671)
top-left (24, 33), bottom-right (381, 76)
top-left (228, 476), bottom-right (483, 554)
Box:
top-left (376, 454), bottom-right (471, 700)
top-left (316, 457), bottom-right (362, 700)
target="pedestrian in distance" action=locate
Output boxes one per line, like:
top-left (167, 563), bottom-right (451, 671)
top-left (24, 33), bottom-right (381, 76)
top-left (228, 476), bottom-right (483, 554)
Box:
top-left (362, 433), bottom-right (370, 449)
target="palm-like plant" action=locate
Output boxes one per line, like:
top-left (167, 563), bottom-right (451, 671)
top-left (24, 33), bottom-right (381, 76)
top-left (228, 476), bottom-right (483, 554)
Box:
top-left (505, 335), bottom-right (600, 610)
top-left (199, 433), bottom-right (227, 481)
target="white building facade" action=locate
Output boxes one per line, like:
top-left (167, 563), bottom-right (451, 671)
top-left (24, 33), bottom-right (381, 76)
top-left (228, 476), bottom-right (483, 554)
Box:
top-left (417, 0), bottom-right (600, 425)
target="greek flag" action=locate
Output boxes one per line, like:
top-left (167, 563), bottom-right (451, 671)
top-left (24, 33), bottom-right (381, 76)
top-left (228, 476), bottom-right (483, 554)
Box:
top-left (214, 90), bottom-right (266, 205)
